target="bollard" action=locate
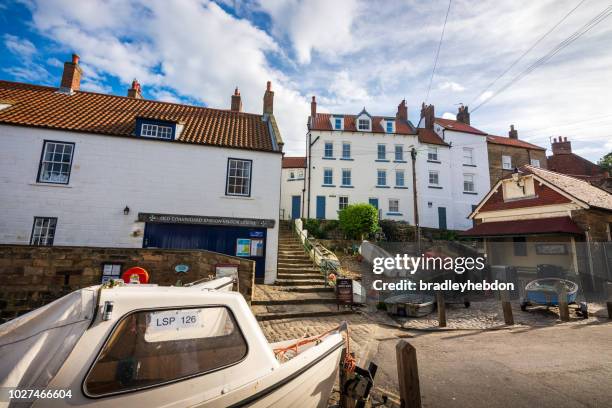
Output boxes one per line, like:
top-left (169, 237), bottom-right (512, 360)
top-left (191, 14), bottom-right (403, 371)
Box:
top-left (558, 283), bottom-right (570, 322)
top-left (500, 289), bottom-right (514, 325)
top-left (607, 282), bottom-right (612, 319)
top-left (436, 291), bottom-right (446, 328)
top-left (396, 340), bottom-right (422, 408)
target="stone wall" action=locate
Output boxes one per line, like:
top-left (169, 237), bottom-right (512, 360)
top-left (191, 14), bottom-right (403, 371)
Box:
top-left (487, 144), bottom-right (547, 187)
top-left (0, 245), bottom-right (255, 322)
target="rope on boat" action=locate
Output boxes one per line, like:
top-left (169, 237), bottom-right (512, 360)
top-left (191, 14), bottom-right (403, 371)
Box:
top-left (273, 325), bottom-right (357, 374)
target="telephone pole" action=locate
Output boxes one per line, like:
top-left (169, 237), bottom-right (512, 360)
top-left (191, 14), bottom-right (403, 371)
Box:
top-left (411, 147), bottom-right (421, 253)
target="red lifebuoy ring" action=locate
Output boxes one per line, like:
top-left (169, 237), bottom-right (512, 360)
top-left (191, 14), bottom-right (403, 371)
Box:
top-left (122, 267), bottom-right (150, 284)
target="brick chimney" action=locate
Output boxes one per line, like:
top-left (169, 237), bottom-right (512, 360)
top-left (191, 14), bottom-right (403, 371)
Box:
top-left (60, 54), bottom-right (82, 92)
top-left (310, 96), bottom-right (317, 127)
top-left (420, 103), bottom-right (435, 130)
top-left (551, 137), bottom-right (572, 155)
top-left (231, 87), bottom-right (242, 112)
top-left (263, 81), bottom-right (274, 115)
top-left (127, 79), bottom-right (142, 99)
top-left (508, 124), bottom-right (518, 139)
top-left (456, 105), bottom-right (470, 125)
top-left (396, 99), bottom-right (408, 121)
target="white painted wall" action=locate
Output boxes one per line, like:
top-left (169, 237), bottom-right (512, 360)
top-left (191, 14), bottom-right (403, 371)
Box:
top-left (416, 142), bottom-right (454, 229)
top-left (307, 130), bottom-right (418, 223)
top-left (0, 125), bottom-right (281, 283)
top-left (280, 167), bottom-right (305, 220)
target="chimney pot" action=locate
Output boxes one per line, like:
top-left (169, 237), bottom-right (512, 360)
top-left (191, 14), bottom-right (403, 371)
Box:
top-left (231, 86), bottom-right (242, 112)
top-left (396, 99), bottom-right (408, 121)
top-left (508, 124), bottom-right (518, 139)
top-left (552, 136), bottom-right (572, 155)
top-left (263, 81), bottom-right (274, 114)
top-left (60, 53), bottom-right (83, 92)
top-left (127, 79), bottom-right (143, 99)
top-left (310, 96), bottom-right (317, 127)
top-left (420, 103), bottom-right (435, 130)
top-left (456, 104), bottom-right (470, 125)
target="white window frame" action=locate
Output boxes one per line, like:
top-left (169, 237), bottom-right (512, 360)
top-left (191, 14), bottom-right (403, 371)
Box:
top-left (428, 146), bottom-right (438, 161)
top-left (377, 169), bottom-right (387, 186)
top-left (386, 120), bottom-right (394, 133)
top-left (141, 123), bottom-right (173, 140)
top-left (463, 147), bottom-right (474, 165)
top-left (395, 170), bottom-right (405, 187)
top-left (377, 144), bottom-right (386, 160)
top-left (334, 117), bottom-right (343, 130)
top-left (37, 141), bottom-right (75, 184)
top-left (429, 170), bottom-right (439, 185)
top-left (502, 155), bottom-right (512, 170)
top-left (389, 199), bottom-right (399, 213)
top-left (341, 169), bottom-right (352, 186)
top-left (323, 168), bottom-right (333, 185)
top-left (339, 196), bottom-right (349, 210)
top-left (226, 158), bottom-right (252, 197)
top-left (324, 142), bottom-right (334, 158)
top-left (395, 145), bottom-right (404, 161)
top-left (342, 142), bottom-right (351, 159)
top-left (30, 216), bottom-right (57, 246)
top-left (530, 159), bottom-right (540, 167)
top-left (358, 118), bottom-right (371, 131)
top-left (463, 173), bottom-right (475, 192)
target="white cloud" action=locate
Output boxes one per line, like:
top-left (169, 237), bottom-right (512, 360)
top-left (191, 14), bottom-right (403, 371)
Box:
top-left (438, 81), bottom-right (465, 92)
top-left (3, 34), bottom-right (36, 59)
top-left (441, 112), bottom-right (456, 120)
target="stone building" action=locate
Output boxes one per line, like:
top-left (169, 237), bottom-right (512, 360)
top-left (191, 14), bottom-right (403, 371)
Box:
top-left (0, 54), bottom-right (283, 284)
top-left (485, 125), bottom-right (547, 187)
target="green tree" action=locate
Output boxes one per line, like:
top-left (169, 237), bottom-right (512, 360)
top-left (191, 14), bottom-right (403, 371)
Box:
top-left (338, 203), bottom-right (379, 240)
top-left (598, 152), bottom-right (612, 172)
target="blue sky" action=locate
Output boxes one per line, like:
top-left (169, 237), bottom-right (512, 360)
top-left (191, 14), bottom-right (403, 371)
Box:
top-left (1, 0), bottom-right (611, 161)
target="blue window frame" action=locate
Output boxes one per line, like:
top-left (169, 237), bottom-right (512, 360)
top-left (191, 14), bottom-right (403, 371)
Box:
top-left (324, 142), bottom-right (333, 158)
top-left (386, 121), bottom-right (393, 133)
top-left (396, 170), bottom-right (405, 186)
top-left (377, 144), bottom-right (386, 160)
top-left (395, 145), bottom-right (403, 161)
top-left (377, 170), bottom-right (386, 186)
top-left (342, 143), bottom-right (351, 159)
top-left (323, 168), bottom-right (333, 185)
top-left (136, 118), bottom-right (176, 140)
top-left (342, 169), bottom-right (352, 186)
top-left (334, 118), bottom-right (342, 130)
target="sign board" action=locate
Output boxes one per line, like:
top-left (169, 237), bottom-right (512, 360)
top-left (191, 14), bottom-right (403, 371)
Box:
top-left (174, 264), bottom-right (189, 273)
top-left (236, 238), bottom-right (251, 257)
top-left (101, 264), bottom-right (121, 284)
top-left (138, 212), bottom-right (275, 228)
top-left (336, 278), bottom-right (353, 305)
top-left (250, 239), bottom-right (264, 257)
top-left (250, 231), bottom-right (264, 238)
top-left (145, 309), bottom-right (205, 342)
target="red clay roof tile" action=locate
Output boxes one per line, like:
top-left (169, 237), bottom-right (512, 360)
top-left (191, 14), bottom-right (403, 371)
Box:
top-left (434, 118), bottom-right (487, 135)
top-left (486, 135), bottom-right (546, 150)
top-left (310, 113), bottom-right (415, 135)
top-left (282, 156), bottom-right (306, 168)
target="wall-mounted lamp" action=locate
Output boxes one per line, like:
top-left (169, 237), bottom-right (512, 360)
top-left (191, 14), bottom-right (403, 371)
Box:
top-left (427, 202), bottom-right (433, 208)
top-left (123, 206), bottom-right (130, 215)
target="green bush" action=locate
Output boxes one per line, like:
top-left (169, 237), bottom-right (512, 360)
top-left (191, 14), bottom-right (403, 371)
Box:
top-left (379, 220), bottom-right (414, 241)
top-left (338, 203), bottom-right (379, 240)
top-left (301, 218), bottom-right (326, 239)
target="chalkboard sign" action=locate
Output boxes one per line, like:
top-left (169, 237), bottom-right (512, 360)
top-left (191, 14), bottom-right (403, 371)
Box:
top-left (336, 278), bottom-right (353, 305)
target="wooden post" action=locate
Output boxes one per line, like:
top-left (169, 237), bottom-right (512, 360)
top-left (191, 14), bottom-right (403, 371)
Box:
top-left (436, 291), bottom-right (446, 327)
top-left (339, 349), bottom-right (356, 408)
top-left (500, 289), bottom-right (514, 325)
top-left (606, 282), bottom-right (612, 320)
top-left (558, 283), bottom-right (570, 322)
top-left (396, 340), bottom-right (422, 408)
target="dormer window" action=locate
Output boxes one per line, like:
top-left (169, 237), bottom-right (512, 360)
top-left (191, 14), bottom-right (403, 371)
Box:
top-left (358, 119), bottom-right (370, 131)
top-left (334, 117), bottom-right (343, 130)
top-left (136, 118), bottom-right (176, 140)
top-left (386, 120), bottom-right (394, 133)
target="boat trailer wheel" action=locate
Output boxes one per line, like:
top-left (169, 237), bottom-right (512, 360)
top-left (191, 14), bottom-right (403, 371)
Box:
top-left (577, 302), bottom-right (588, 319)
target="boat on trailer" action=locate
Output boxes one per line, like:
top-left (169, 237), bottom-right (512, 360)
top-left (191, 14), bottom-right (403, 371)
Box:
top-left (0, 277), bottom-right (346, 407)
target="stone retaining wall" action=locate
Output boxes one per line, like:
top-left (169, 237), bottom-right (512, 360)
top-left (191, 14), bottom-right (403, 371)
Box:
top-left (0, 245), bottom-right (255, 322)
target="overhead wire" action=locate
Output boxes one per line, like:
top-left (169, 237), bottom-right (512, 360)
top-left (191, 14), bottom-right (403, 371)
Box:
top-left (425, 0), bottom-right (453, 103)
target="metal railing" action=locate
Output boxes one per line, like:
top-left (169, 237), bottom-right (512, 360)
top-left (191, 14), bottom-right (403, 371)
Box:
top-left (293, 219), bottom-right (341, 282)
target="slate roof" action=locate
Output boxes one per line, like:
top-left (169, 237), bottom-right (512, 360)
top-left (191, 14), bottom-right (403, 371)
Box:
top-left (0, 80), bottom-right (280, 153)
top-left (486, 135), bottom-right (546, 151)
top-left (282, 156), bottom-right (306, 168)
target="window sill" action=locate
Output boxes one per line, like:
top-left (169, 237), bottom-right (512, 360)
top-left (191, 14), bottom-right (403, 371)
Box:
top-left (322, 157), bottom-right (336, 160)
top-left (321, 184), bottom-right (336, 188)
top-left (386, 212), bottom-right (403, 216)
top-left (222, 195), bottom-right (254, 200)
top-left (427, 160), bottom-right (441, 164)
top-left (463, 164), bottom-right (477, 167)
top-left (376, 185), bottom-right (390, 189)
top-left (340, 185), bottom-right (354, 188)
top-left (394, 186), bottom-right (409, 189)
top-left (287, 178), bottom-right (305, 182)
top-left (340, 158), bottom-right (354, 161)
top-left (428, 185), bottom-right (443, 189)
top-left (375, 159), bottom-right (390, 163)
top-left (463, 191), bottom-right (478, 195)
top-left (393, 160), bottom-right (407, 163)
top-left (29, 182), bottom-right (72, 188)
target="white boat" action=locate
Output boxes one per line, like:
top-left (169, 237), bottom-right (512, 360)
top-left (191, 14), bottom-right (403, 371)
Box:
top-left (0, 277), bottom-right (346, 407)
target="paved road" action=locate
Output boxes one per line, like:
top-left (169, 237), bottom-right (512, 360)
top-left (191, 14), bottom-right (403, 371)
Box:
top-left (371, 322), bottom-right (612, 408)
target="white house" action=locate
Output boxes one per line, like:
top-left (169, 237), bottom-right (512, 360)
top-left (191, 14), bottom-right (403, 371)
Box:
top-left (280, 156), bottom-right (306, 220)
top-left (303, 99), bottom-right (490, 231)
top-left (0, 54), bottom-right (283, 284)
top-left (418, 104), bottom-right (491, 231)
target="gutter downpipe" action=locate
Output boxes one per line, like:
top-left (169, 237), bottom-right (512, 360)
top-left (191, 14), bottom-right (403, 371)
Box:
top-left (307, 130), bottom-right (320, 219)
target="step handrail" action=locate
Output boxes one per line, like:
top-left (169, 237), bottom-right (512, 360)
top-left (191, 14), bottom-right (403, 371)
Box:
top-left (293, 220), bottom-right (341, 281)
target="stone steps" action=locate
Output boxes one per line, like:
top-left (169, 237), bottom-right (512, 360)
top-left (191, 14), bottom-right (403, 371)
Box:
top-left (277, 285), bottom-right (335, 293)
top-left (277, 273), bottom-right (323, 280)
top-left (275, 278), bottom-right (328, 286)
top-left (254, 304), bottom-right (355, 321)
top-left (251, 297), bottom-right (337, 306)
top-left (277, 264), bottom-right (317, 270)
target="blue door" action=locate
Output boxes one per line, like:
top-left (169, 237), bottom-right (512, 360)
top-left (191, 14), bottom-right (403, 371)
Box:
top-left (438, 207), bottom-right (447, 230)
top-left (368, 198), bottom-right (378, 209)
top-left (316, 196), bottom-right (326, 219)
top-left (291, 195), bottom-right (301, 219)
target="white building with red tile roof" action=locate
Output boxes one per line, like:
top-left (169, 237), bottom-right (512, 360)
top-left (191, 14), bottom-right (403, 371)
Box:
top-left (0, 55), bottom-right (283, 284)
top-left (280, 156), bottom-right (306, 220)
